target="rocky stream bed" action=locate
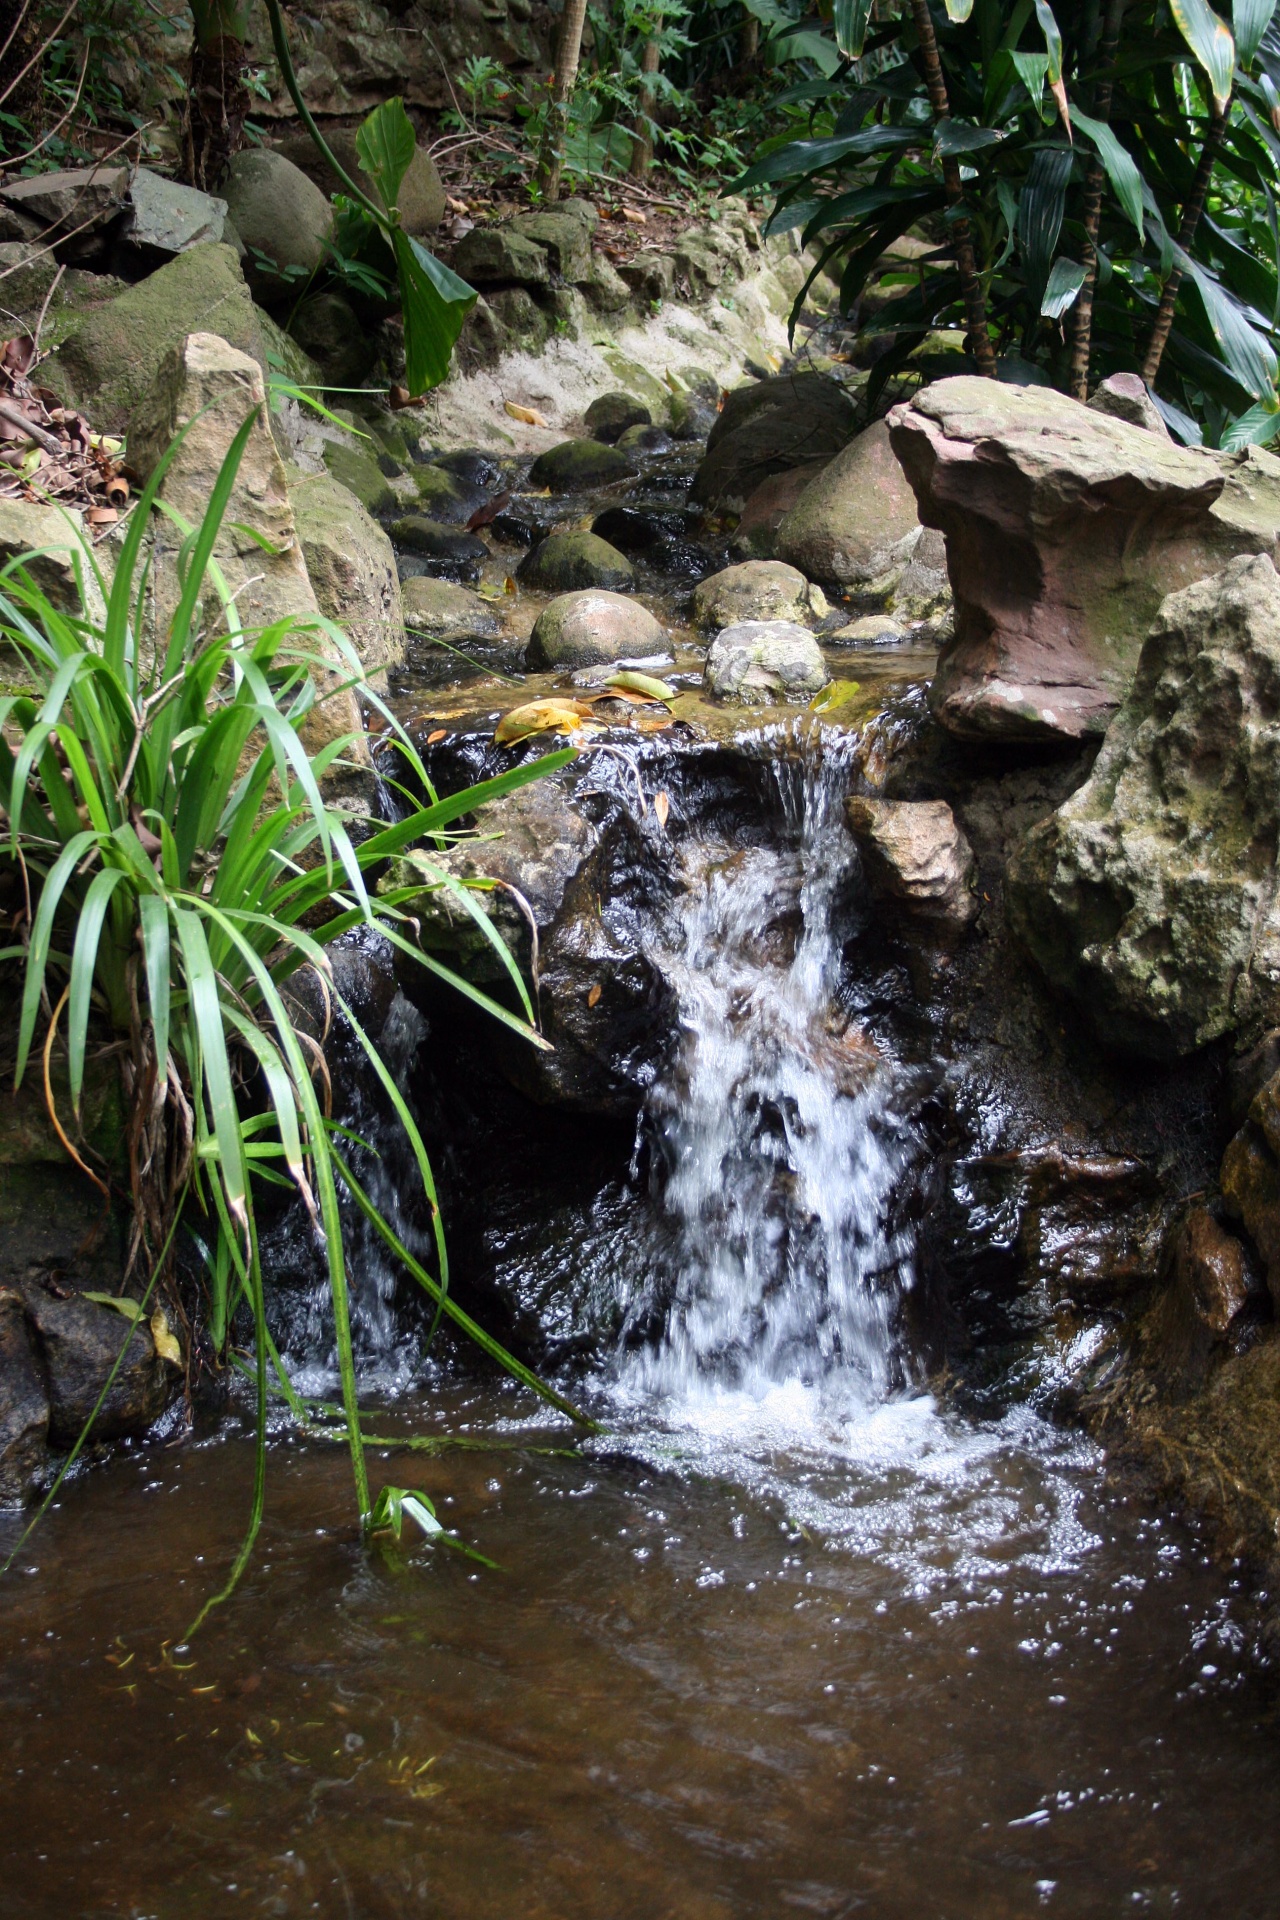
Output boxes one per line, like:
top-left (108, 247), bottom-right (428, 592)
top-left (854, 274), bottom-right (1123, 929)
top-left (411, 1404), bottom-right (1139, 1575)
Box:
top-left (3, 177), bottom-right (1280, 1915)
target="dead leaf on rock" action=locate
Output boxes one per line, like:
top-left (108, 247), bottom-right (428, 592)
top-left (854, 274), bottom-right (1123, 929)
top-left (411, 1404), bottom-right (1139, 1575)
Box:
top-left (504, 401), bottom-right (550, 428)
top-left (653, 790), bottom-right (670, 829)
top-left (494, 698), bottom-right (590, 746)
top-left (587, 983), bottom-right (602, 1007)
top-left (426, 728), bottom-right (447, 744)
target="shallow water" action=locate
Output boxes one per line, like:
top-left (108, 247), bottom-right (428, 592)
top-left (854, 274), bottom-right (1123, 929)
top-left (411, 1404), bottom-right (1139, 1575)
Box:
top-left (3, 1379), bottom-right (1280, 1920)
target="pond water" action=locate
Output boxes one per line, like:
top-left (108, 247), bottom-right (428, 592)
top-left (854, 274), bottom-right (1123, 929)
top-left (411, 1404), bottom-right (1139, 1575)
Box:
top-left (5, 436), bottom-right (1280, 1918)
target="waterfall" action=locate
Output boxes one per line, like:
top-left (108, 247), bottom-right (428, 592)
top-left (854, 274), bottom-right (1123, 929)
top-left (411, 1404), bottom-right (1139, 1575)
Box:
top-left (623, 728), bottom-right (918, 1414)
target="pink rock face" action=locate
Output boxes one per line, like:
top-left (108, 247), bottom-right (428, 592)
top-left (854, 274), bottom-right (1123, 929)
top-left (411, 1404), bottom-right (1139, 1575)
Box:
top-left (731, 461), bottom-right (830, 560)
top-left (887, 377), bottom-right (1258, 742)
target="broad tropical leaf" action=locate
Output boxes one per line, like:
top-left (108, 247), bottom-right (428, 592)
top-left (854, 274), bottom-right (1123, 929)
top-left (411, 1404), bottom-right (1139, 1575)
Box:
top-left (1071, 106), bottom-right (1146, 238)
top-left (833, 0), bottom-right (874, 58)
top-left (1171, 0), bottom-right (1236, 111)
top-left (393, 232), bottom-right (479, 397)
top-left (1042, 256), bottom-right (1087, 317)
top-left (355, 96), bottom-right (416, 215)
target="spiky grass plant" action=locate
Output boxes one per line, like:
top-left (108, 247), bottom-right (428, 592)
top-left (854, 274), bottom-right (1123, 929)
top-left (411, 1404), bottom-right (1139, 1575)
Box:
top-left (0, 407), bottom-right (588, 1616)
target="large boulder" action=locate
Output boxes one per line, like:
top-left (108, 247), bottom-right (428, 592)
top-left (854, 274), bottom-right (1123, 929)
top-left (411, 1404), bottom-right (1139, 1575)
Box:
top-left (288, 290), bottom-right (376, 388)
top-left (730, 460), bottom-right (831, 560)
top-left (510, 202), bottom-right (597, 282)
top-left (689, 372), bottom-right (860, 513)
top-left (887, 376), bottom-right (1280, 743)
top-left (775, 419), bottom-right (922, 591)
top-left (0, 1290), bottom-right (48, 1506)
top-left (704, 620), bottom-right (828, 703)
top-left (128, 332), bottom-right (365, 760)
top-left (0, 164), bottom-right (127, 237)
top-left (221, 150), bottom-right (334, 301)
top-left (518, 531), bottom-right (634, 593)
top-left (585, 392), bottom-right (650, 444)
top-left (40, 243), bottom-right (264, 431)
top-left (401, 576), bottom-right (504, 643)
top-left (693, 560), bottom-right (828, 632)
top-left (1007, 554), bottom-right (1280, 1058)
top-left (322, 439), bottom-right (399, 518)
top-left (118, 166), bottom-right (229, 262)
top-left (288, 469), bottom-right (404, 677)
top-left (527, 590), bottom-right (666, 669)
top-left (275, 129), bottom-right (445, 236)
top-left (453, 226), bottom-right (550, 288)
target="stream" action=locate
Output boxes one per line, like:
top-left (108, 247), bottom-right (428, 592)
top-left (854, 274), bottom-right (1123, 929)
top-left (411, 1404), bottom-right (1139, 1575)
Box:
top-left (4, 432), bottom-right (1280, 1918)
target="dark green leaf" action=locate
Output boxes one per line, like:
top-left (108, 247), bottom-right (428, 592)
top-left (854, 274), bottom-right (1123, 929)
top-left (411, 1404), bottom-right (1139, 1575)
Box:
top-left (355, 96), bottom-right (416, 216)
top-left (393, 231), bottom-right (478, 398)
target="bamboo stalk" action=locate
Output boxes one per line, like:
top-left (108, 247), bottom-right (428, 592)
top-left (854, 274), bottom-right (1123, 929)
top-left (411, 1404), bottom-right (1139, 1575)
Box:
top-left (1068, 0), bottom-right (1127, 400)
top-left (909, 0), bottom-right (997, 377)
top-left (1141, 105), bottom-right (1224, 387)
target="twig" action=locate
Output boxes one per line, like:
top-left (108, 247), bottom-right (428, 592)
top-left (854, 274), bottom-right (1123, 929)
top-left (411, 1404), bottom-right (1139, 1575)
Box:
top-left (0, 0), bottom-right (78, 112)
top-left (0, 398), bottom-right (61, 452)
top-left (30, 259), bottom-right (63, 355)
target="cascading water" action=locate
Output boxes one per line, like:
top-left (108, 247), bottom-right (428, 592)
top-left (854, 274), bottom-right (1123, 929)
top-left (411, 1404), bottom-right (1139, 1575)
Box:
top-left (622, 728), bottom-right (918, 1416)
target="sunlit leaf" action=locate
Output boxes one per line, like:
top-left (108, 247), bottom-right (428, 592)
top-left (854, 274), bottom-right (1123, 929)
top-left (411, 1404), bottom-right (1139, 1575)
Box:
top-left (1179, 246), bottom-right (1278, 396)
top-left (1221, 399), bottom-right (1280, 447)
top-left (1041, 256), bottom-right (1087, 317)
top-left (355, 96), bottom-right (416, 215)
top-left (1171, 0), bottom-right (1235, 111)
top-left (833, 0), bottom-right (874, 58)
top-left (1235, 0), bottom-right (1277, 62)
top-left (934, 120), bottom-right (1005, 156)
top-left (494, 698), bottom-right (591, 746)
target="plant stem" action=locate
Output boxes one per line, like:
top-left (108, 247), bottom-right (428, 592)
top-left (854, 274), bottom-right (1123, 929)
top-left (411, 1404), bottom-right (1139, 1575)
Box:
top-left (909, 0), bottom-right (997, 376)
top-left (1068, 0), bottom-right (1126, 400)
top-left (535, 0), bottom-right (590, 202)
top-left (1141, 104), bottom-right (1224, 388)
top-left (181, 1), bottom-right (253, 191)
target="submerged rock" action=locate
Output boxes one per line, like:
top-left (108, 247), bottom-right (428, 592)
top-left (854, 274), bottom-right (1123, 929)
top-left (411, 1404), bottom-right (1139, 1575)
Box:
top-left (585, 392), bottom-right (650, 443)
top-left (704, 619), bottom-right (828, 703)
top-left (518, 531), bottom-right (634, 593)
top-left (888, 376), bottom-right (1274, 742)
top-left (693, 560), bottom-right (828, 632)
top-left (1007, 554), bottom-right (1280, 1058)
top-left (775, 419), bottom-right (921, 591)
top-left (527, 590), bottom-right (665, 669)
top-left (529, 438), bottom-right (635, 491)
top-left (617, 423), bottom-right (674, 456)
top-left (846, 796), bottom-right (977, 928)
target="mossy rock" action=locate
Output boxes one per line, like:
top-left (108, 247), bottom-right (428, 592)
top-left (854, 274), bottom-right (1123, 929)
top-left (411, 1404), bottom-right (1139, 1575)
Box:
top-left (585, 392), bottom-right (651, 444)
top-left (40, 243), bottom-right (265, 432)
top-left (401, 576), bottom-right (504, 641)
top-left (528, 438), bottom-right (634, 492)
top-left (322, 440), bottom-right (399, 518)
top-left (517, 531), bottom-right (634, 593)
top-left (413, 462), bottom-right (488, 524)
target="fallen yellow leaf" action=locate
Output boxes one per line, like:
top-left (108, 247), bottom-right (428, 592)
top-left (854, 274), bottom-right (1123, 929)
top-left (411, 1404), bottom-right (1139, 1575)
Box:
top-left (150, 1307), bottom-right (182, 1366)
top-left (504, 401), bottom-right (550, 427)
top-left (494, 698), bottom-right (590, 746)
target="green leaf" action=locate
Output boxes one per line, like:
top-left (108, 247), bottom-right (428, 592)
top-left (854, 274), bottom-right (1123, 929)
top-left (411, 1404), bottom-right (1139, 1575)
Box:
top-left (1034, 0), bottom-right (1064, 80)
top-left (833, 0), bottom-right (873, 57)
top-left (1041, 255), bottom-right (1087, 317)
top-left (934, 120), bottom-right (1005, 156)
top-left (1235, 0), bottom-right (1277, 62)
top-left (139, 893), bottom-right (171, 1077)
top-left (393, 231), bottom-right (478, 398)
top-left (1070, 106), bottom-right (1146, 238)
top-left (1221, 398), bottom-right (1280, 446)
top-left (174, 908), bottom-right (249, 1231)
top-left (355, 96), bottom-right (416, 216)
top-left (67, 865), bottom-right (126, 1113)
top-left (1011, 49), bottom-right (1049, 110)
top-left (1018, 145), bottom-right (1074, 294)
top-left (1179, 248), bottom-right (1279, 396)
top-left (1171, 0), bottom-right (1235, 111)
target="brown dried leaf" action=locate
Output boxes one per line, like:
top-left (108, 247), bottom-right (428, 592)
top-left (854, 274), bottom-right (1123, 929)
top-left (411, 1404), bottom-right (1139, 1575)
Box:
top-left (653, 790), bottom-right (670, 829)
top-left (426, 728), bottom-right (447, 744)
top-left (587, 983), bottom-right (602, 1007)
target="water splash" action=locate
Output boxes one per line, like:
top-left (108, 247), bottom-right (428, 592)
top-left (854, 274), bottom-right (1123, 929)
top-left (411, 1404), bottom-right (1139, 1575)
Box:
top-left (623, 726), bottom-right (918, 1416)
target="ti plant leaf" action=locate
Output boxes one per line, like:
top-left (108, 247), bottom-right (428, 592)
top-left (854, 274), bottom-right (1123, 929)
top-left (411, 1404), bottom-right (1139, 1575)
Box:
top-left (355, 95), bottom-right (416, 215)
top-left (1041, 255), bottom-right (1087, 317)
top-left (1070, 106), bottom-right (1146, 238)
top-left (833, 0), bottom-right (874, 58)
top-left (1234, 0), bottom-right (1278, 65)
top-left (1171, 0), bottom-right (1236, 111)
top-left (393, 231), bottom-right (479, 398)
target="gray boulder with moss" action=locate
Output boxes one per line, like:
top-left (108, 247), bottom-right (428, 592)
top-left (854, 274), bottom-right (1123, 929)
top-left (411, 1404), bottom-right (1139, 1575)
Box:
top-left (221, 149), bottom-right (334, 302)
top-left (529, 438), bottom-right (634, 491)
top-left (775, 418), bottom-right (922, 591)
top-left (1007, 554), bottom-right (1280, 1058)
top-left (518, 531), bottom-right (634, 593)
top-left (322, 440), bottom-right (399, 518)
top-left (693, 560), bottom-right (828, 631)
top-left (402, 577), bottom-right (505, 642)
top-left (527, 590), bottom-right (665, 669)
top-left (705, 620), bottom-right (828, 703)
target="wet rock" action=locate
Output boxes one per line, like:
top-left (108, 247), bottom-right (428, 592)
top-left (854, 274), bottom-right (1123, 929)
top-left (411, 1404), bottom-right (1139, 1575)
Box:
top-left (453, 225), bottom-right (550, 288)
top-left (288, 290), bottom-right (375, 388)
top-left (412, 462), bottom-right (489, 525)
top-left (384, 767), bottom-right (673, 1114)
top-left (518, 531), bottom-right (634, 593)
top-left (529, 438), bottom-right (635, 491)
top-left (834, 613), bottom-right (908, 645)
top-left (0, 1290), bottom-right (48, 1506)
top-left (275, 128), bottom-right (445, 236)
top-left (730, 460), bottom-right (831, 560)
top-left (693, 560), bottom-right (828, 632)
top-left (591, 506), bottom-right (681, 554)
top-left (1088, 371), bottom-right (1171, 438)
top-left (617, 423), bottom-right (674, 456)
top-left (958, 1147), bottom-right (1166, 1303)
top-left (118, 166), bottom-right (228, 260)
top-left (704, 620), bottom-right (828, 703)
top-left (1168, 1207), bottom-right (1252, 1336)
top-left (288, 468), bottom-right (404, 677)
top-left (669, 390), bottom-right (718, 441)
top-left (390, 516), bottom-right (490, 580)
top-left (433, 449), bottom-right (507, 490)
top-left (1008, 555), bottom-right (1280, 1059)
top-left (846, 797), bottom-right (977, 928)
top-left (690, 372), bottom-right (860, 513)
top-left (888, 376), bottom-right (1248, 742)
top-left (20, 1278), bottom-right (172, 1446)
top-left (1222, 1065), bottom-right (1280, 1309)
top-left (775, 419), bottom-right (921, 591)
top-left (401, 576), bottom-right (504, 642)
top-left (41, 242), bottom-right (265, 431)
top-left (527, 590), bottom-right (665, 669)
top-left (585, 392), bottom-right (650, 444)
top-left (322, 440), bottom-right (398, 518)
top-left (222, 150), bottom-right (333, 302)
